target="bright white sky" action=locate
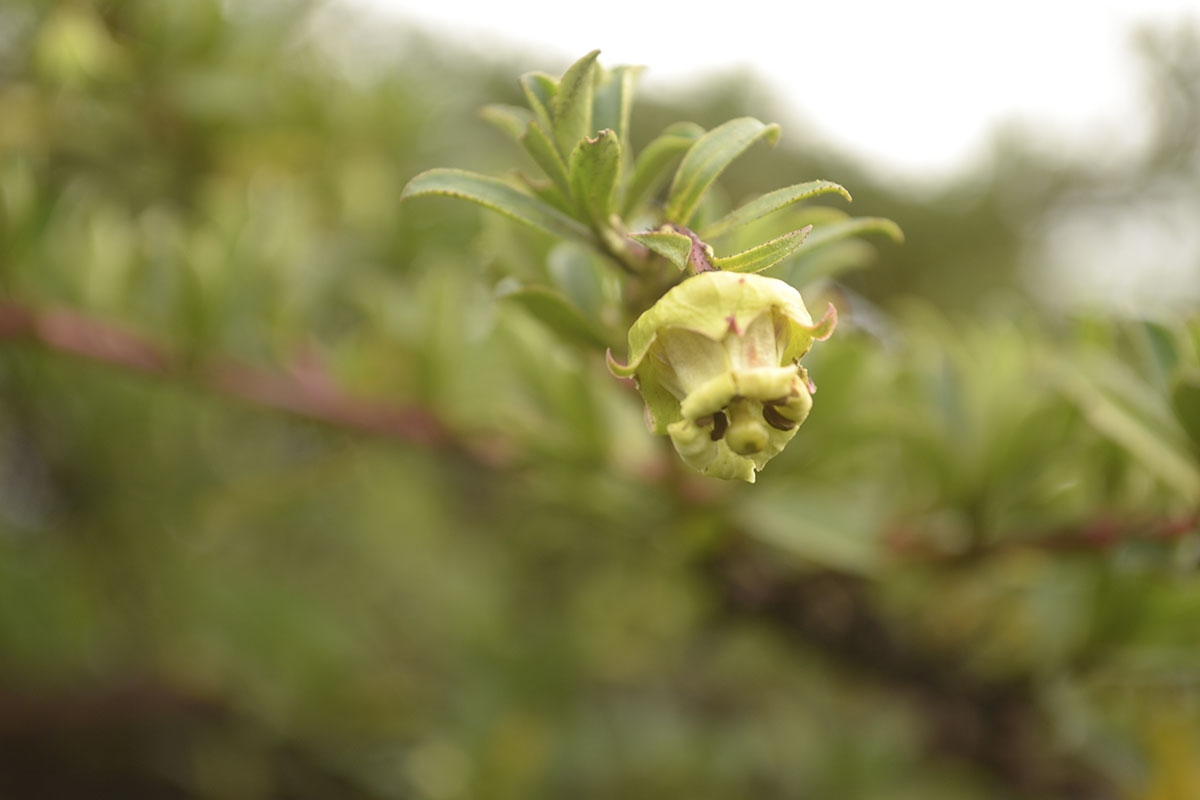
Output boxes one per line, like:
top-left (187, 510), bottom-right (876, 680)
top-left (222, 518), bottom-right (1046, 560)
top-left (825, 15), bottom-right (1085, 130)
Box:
top-left (341, 0), bottom-right (1197, 181)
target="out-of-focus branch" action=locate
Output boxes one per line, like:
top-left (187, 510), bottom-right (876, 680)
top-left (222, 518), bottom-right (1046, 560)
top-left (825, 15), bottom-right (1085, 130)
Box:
top-left (0, 681), bottom-right (382, 799)
top-left (886, 512), bottom-right (1199, 563)
top-left (703, 510), bottom-right (1194, 796)
top-left (707, 541), bottom-right (1117, 799)
top-left (0, 300), bottom-right (459, 451)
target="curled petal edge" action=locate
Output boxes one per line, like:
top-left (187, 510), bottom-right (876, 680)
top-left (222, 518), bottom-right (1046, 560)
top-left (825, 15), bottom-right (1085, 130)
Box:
top-left (779, 302), bottom-right (837, 364)
top-left (807, 302), bottom-right (837, 341)
top-left (606, 347), bottom-right (638, 378)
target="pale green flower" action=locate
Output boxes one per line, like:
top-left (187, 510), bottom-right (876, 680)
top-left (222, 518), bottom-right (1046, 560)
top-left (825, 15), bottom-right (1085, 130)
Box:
top-left (608, 271), bottom-right (835, 482)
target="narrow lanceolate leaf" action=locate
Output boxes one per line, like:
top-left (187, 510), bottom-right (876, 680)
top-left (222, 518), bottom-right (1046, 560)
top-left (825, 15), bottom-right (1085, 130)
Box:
top-left (568, 129), bottom-right (621, 226)
top-left (553, 49), bottom-right (601, 157)
top-left (665, 117), bottom-right (781, 226)
top-left (520, 71), bottom-right (558, 133)
top-left (1055, 359), bottom-right (1200, 502)
top-left (401, 168), bottom-right (593, 244)
top-left (499, 285), bottom-right (610, 349)
top-left (479, 104), bottom-right (534, 142)
top-left (712, 226), bottom-right (811, 273)
top-left (699, 180), bottom-right (853, 239)
top-left (593, 64), bottom-right (643, 160)
top-left (621, 122), bottom-right (705, 216)
top-left (520, 121), bottom-right (572, 200)
top-left (629, 229), bottom-right (693, 270)
top-left (803, 217), bottom-right (905, 250)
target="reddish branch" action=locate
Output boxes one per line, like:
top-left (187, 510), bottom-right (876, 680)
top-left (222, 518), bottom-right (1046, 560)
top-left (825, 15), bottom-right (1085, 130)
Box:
top-left (0, 300), bottom-right (451, 448)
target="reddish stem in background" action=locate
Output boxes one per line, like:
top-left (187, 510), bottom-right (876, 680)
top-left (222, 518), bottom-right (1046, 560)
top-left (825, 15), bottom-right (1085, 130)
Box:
top-left (1, 299), bottom-right (1194, 558)
top-left (0, 301), bottom-right (451, 450)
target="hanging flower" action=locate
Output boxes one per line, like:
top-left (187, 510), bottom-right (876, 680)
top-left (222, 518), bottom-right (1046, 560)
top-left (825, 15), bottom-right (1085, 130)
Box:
top-left (607, 271), bottom-right (835, 482)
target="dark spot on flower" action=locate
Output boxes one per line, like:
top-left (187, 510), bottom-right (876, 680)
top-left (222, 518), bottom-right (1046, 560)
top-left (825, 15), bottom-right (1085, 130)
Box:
top-left (763, 404), bottom-right (797, 431)
top-left (710, 411), bottom-right (728, 441)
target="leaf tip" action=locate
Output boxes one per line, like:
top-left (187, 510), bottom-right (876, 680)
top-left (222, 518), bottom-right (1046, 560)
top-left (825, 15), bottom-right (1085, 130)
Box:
top-left (586, 128), bottom-right (615, 145)
top-left (872, 218), bottom-right (906, 243)
top-left (398, 169), bottom-right (436, 201)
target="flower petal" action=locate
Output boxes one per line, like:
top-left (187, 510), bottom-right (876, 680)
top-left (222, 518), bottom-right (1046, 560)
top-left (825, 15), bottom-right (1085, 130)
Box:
top-left (623, 271), bottom-right (814, 376)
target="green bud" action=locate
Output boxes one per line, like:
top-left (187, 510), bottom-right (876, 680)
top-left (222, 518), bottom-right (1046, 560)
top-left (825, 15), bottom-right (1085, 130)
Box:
top-left (608, 271), bottom-right (835, 483)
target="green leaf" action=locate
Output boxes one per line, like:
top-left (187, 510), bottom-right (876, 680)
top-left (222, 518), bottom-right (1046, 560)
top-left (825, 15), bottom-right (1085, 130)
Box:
top-left (568, 129), bottom-right (621, 226)
top-left (665, 117), bottom-right (781, 226)
top-left (737, 485), bottom-right (882, 575)
top-left (628, 229), bottom-right (693, 270)
top-left (498, 284), bottom-right (610, 349)
top-left (804, 216), bottom-right (905, 250)
top-left (711, 227), bottom-right (811, 273)
top-left (593, 64), bottom-right (642, 159)
top-left (552, 50), bottom-right (600, 157)
top-left (699, 180), bottom-right (852, 239)
top-left (1055, 358), bottom-right (1200, 502)
top-left (514, 172), bottom-right (573, 216)
top-left (520, 121), bottom-right (572, 200)
top-left (520, 71), bottom-right (557, 132)
top-left (1132, 319), bottom-right (1182, 389)
top-left (659, 121), bottom-right (707, 138)
top-left (785, 240), bottom-right (878, 288)
top-left (620, 122), bottom-right (704, 216)
top-left (479, 104), bottom-right (533, 142)
top-left (547, 242), bottom-right (613, 318)
top-left (401, 168), bottom-right (593, 244)
top-left (1171, 372), bottom-right (1200, 452)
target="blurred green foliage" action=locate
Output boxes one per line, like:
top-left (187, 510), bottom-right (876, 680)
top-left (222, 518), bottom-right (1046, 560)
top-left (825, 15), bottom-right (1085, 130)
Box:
top-left (1, 2), bottom-right (1199, 798)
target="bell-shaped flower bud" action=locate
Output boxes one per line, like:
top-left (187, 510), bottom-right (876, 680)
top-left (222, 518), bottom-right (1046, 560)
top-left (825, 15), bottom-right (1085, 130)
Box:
top-left (608, 271), bottom-right (835, 482)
